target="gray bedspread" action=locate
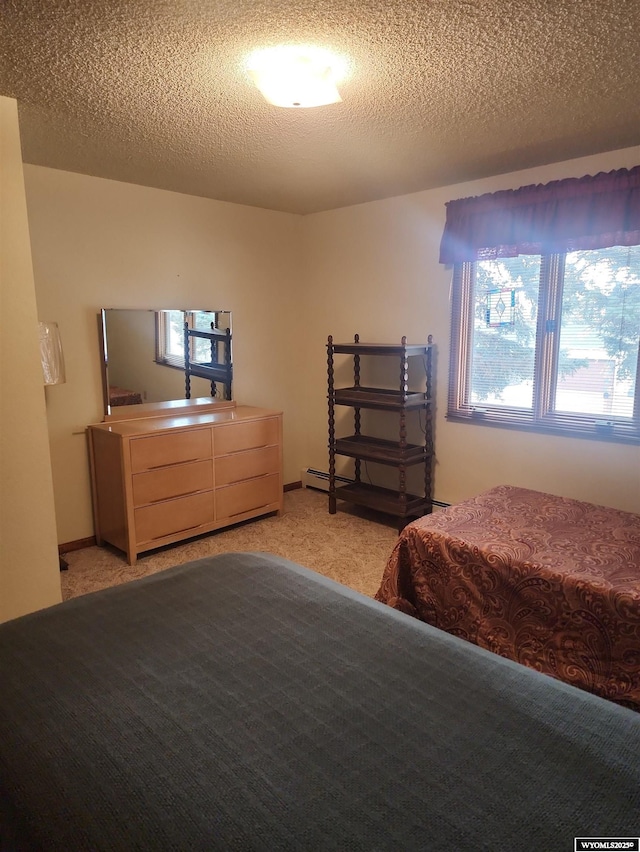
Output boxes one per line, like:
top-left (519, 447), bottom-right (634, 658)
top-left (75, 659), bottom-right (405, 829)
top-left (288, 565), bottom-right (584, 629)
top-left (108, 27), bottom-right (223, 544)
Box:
top-left (1, 551), bottom-right (639, 851)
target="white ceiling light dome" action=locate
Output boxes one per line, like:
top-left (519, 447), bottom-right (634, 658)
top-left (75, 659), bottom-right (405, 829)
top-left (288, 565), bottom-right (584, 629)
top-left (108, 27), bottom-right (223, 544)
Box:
top-left (247, 45), bottom-right (348, 108)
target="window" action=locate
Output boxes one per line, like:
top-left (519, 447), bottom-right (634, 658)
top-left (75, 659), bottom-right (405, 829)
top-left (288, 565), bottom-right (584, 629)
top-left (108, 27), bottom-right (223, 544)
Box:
top-left (155, 311), bottom-right (217, 369)
top-left (155, 310), bottom-right (185, 368)
top-left (448, 246), bottom-right (640, 442)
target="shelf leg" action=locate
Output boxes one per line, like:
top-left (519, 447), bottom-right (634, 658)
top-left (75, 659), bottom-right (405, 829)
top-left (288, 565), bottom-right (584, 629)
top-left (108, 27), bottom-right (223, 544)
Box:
top-left (327, 334), bottom-right (337, 515)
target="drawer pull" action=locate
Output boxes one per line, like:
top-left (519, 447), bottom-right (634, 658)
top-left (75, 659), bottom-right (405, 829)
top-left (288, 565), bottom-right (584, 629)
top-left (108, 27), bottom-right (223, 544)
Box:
top-left (220, 472), bottom-right (272, 486)
top-left (147, 457), bottom-right (199, 470)
top-left (222, 443), bottom-right (269, 455)
top-left (148, 488), bottom-right (207, 504)
top-left (150, 522), bottom-right (203, 540)
top-left (227, 504), bottom-right (269, 519)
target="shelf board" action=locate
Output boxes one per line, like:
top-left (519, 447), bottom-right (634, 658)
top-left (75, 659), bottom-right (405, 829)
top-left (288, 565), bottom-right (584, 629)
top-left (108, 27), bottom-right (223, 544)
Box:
top-left (187, 363), bottom-right (232, 383)
top-left (187, 327), bottom-right (231, 340)
top-left (334, 482), bottom-right (428, 517)
top-left (333, 387), bottom-right (429, 410)
top-left (334, 435), bottom-right (427, 465)
top-left (331, 342), bottom-right (431, 357)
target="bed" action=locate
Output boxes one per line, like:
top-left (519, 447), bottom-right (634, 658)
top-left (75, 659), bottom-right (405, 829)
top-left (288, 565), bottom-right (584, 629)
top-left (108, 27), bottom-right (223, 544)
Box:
top-left (108, 385), bottom-right (143, 407)
top-left (376, 484), bottom-right (640, 711)
top-left (1, 551), bottom-right (639, 851)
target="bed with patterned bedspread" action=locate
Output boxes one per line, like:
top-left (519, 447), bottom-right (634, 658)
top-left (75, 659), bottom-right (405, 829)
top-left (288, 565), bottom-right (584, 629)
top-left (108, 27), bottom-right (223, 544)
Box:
top-left (376, 485), bottom-right (640, 710)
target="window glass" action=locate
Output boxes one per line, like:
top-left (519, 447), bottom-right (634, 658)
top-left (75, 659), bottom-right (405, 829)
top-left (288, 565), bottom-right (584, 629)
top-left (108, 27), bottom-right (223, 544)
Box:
top-left (471, 257), bottom-right (541, 410)
top-left (164, 310), bottom-right (186, 363)
top-left (557, 246), bottom-right (639, 420)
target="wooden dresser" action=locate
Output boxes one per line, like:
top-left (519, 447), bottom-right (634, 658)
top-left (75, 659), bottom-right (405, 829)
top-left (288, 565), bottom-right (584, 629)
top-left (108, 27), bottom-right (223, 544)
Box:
top-left (87, 400), bottom-right (283, 564)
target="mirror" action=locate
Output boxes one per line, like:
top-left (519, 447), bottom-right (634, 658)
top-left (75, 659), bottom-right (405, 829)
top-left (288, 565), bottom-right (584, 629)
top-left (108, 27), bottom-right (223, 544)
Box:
top-left (100, 309), bottom-right (233, 416)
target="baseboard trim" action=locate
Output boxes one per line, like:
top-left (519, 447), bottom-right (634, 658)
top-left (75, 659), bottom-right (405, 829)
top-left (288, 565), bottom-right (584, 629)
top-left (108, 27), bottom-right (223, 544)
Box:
top-left (284, 481), bottom-right (302, 492)
top-left (59, 537), bottom-right (96, 555)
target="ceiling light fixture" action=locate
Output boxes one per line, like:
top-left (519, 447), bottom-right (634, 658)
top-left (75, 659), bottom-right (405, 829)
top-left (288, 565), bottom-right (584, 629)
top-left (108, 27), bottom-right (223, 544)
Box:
top-left (247, 45), bottom-right (347, 108)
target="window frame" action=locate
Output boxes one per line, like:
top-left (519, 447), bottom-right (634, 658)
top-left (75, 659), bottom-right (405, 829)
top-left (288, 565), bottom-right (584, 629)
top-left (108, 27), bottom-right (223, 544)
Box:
top-left (448, 254), bottom-right (640, 444)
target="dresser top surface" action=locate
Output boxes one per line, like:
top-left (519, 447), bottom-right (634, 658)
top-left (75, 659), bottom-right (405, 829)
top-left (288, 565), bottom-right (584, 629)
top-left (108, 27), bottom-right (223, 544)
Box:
top-left (89, 404), bottom-right (282, 437)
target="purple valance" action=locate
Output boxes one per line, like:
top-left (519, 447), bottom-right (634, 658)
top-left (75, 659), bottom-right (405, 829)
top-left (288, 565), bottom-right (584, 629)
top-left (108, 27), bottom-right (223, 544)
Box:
top-left (439, 165), bottom-right (640, 264)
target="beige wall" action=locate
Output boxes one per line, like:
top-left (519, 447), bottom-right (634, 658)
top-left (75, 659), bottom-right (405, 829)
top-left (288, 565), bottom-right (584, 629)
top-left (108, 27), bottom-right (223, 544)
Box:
top-left (301, 147), bottom-right (640, 514)
top-left (23, 145), bottom-right (640, 554)
top-left (0, 97), bottom-right (61, 621)
top-left (24, 165), bottom-right (305, 543)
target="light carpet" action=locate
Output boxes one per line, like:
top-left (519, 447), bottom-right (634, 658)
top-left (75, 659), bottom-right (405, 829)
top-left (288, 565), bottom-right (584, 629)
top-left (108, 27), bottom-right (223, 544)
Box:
top-left (61, 488), bottom-right (400, 601)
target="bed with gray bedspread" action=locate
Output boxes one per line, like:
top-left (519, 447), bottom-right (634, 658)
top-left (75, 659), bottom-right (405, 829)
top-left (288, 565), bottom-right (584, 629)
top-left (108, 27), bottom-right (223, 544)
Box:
top-left (1, 551), bottom-right (639, 851)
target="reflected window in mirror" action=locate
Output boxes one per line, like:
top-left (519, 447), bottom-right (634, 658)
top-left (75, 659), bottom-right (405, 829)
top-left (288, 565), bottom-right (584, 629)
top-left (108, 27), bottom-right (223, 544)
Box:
top-left (155, 311), bottom-right (231, 373)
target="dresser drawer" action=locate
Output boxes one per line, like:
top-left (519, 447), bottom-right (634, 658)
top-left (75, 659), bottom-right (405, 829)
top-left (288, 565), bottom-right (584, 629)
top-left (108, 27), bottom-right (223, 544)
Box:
top-left (130, 429), bottom-right (212, 474)
top-left (134, 491), bottom-right (214, 544)
top-left (215, 473), bottom-right (280, 520)
top-left (215, 445), bottom-right (279, 487)
top-left (214, 418), bottom-right (279, 456)
top-left (132, 460), bottom-right (213, 507)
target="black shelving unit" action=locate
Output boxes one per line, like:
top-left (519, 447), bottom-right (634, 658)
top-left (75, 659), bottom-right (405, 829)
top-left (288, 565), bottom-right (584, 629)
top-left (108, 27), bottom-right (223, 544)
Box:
top-left (184, 322), bottom-right (233, 400)
top-left (327, 334), bottom-right (434, 529)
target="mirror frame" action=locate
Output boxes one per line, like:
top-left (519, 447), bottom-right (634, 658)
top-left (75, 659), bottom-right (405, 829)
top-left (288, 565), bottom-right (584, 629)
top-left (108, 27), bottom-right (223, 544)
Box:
top-left (98, 308), bottom-right (233, 417)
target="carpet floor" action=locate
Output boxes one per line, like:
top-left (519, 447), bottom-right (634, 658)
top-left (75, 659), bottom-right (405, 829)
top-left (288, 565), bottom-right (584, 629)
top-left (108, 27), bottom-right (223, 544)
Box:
top-left (61, 488), bottom-right (401, 601)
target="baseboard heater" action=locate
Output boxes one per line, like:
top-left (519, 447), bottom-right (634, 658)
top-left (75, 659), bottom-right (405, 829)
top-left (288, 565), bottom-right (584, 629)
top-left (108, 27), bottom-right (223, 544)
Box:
top-left (302, 468), bottom-right (350, 491)
top-left (301, 468), bottom-right (450, 509)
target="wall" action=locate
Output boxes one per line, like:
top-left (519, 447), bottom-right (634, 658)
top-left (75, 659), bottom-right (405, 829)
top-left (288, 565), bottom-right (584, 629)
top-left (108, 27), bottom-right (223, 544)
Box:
top-left (0, 97), bottom-right (61, 621)
top-left (24, 166), bottom-right (304, 544)
top-left (301, 146), bottom-right (640, 514)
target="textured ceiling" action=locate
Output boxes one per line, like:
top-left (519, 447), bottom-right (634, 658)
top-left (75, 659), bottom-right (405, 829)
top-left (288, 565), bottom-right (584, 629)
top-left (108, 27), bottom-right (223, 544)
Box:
top-left (2, 0), bottom-right (640, 214)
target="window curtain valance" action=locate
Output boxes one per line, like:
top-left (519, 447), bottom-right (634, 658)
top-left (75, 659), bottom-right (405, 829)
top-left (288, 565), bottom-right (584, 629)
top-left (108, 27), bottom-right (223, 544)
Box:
top-left (439, 165), bottom-right (640, 264)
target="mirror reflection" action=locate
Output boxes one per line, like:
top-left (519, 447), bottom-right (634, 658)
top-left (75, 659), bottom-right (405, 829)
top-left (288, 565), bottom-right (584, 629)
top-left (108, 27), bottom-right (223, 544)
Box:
top-left (100, 309), bottom-right (233, 414)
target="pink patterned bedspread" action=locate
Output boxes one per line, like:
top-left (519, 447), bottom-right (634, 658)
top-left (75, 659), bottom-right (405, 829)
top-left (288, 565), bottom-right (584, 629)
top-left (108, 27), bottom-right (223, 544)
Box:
top-left (376, 485), bottom-right (640, 710)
